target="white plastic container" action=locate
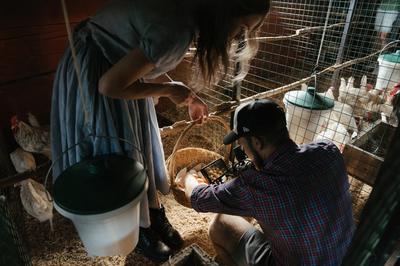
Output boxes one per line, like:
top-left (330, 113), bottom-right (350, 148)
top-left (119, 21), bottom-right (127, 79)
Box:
top-left (284, 87), bottom-right (334, 144)
top-left (375, 50), bottom-right (400, 91)
top-left (53, 155), bottom-right (148, 257)
top-left (54, 180), bottom-right (147, 257)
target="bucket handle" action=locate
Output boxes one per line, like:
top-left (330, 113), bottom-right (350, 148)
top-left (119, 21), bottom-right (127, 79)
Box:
top-left (44, 134), bottom-right (147, 202)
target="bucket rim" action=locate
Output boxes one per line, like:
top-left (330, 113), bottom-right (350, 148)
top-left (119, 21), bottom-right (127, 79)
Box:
top-left (54, 154), bottom-right (147, 215)
top-left (54, 179), bottom-right (148, 220)
top-left (284, 88), bottom-right (334, 111)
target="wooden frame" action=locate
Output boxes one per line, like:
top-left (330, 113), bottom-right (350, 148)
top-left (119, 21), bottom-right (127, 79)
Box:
top-left (343, 120), bottom-right (396, 186)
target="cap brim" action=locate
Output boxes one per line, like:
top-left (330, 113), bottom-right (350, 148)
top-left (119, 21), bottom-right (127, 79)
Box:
top-left (223, 131), bottom-right (239, 145)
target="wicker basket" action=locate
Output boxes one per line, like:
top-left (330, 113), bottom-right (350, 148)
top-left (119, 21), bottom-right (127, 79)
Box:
top-left (166, 116), bottom-right (231, 207)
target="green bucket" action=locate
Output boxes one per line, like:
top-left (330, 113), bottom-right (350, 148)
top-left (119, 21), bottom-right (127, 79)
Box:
top-left (54, 154), bottom-right (147, 215)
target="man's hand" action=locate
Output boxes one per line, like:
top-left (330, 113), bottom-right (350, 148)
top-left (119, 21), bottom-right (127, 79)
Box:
top-left (183, 172), bottom-right (208, 201)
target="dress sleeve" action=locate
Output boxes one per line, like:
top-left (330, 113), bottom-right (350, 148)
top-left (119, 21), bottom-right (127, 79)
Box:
top-left (190, 177), bottom-right (255, 217)
top-left (138, 23), bottom-right (180, 68)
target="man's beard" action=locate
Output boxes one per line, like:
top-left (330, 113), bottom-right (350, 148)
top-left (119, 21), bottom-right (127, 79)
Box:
top-left (244, 136), bottom-right (265, 170)
top-left (252, 151), bottom-right (264, 171)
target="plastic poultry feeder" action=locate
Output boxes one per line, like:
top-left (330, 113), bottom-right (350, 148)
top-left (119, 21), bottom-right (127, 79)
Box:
top-left (284, 87), bottom-right (334, 144)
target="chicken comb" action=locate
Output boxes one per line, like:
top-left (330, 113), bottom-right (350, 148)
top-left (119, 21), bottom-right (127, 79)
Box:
top-left (10, 115), bottom-right (19, 127)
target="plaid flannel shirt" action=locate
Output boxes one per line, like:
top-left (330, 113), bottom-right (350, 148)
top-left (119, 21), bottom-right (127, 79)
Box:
top-left (191, 140), bottom-right (355, 265)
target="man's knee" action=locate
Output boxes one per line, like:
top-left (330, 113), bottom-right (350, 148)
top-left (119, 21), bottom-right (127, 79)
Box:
top-left (208, 214), bottom-right (226, 244)
top-left (208, 214), bottom-right (252, 246)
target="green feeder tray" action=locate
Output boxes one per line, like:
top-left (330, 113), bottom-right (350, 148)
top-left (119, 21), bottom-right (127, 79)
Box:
top-left (284, 87), bottom-right (334, 110)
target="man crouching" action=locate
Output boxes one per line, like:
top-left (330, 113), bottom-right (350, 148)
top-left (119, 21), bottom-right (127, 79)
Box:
top-left (182, 99), bottom-right (355, 266)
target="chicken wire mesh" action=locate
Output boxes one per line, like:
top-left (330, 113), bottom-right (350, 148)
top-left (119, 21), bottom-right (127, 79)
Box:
top-left (0, 187), bottom-right (32, 266)
top-left (168, 0), bottom-right (400, 222)
top-left (1, 1), bottom-right (398, 264)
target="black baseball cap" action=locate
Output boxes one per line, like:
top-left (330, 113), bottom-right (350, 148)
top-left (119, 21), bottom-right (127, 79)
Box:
top-left (223, 99), bottom-right (287, 145)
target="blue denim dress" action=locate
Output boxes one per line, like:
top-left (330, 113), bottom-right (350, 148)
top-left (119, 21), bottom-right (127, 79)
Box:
top-left (51, 0), bottom-right (194, 227)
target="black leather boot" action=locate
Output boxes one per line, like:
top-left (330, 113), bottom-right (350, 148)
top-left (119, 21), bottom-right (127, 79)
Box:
top-left (150, 205), bottom-right (184, 250)
top-left (136, 227), bottom-right (172, 263)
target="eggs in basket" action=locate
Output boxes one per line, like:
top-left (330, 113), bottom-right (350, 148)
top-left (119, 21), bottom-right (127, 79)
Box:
top-left (200, 158), bottom-right (229, 184)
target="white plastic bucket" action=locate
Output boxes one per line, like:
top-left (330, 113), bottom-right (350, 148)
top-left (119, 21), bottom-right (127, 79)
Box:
top-left (54, 180), bottom-right (148, 257)
top-left (284, 97), bottom-right (331, 144)
top-left (376, 53), bottom-right (400, 91)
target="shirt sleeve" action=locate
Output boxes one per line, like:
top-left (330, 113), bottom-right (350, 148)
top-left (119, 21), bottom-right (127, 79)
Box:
top-left (190, 177), bottom-right (255, 217)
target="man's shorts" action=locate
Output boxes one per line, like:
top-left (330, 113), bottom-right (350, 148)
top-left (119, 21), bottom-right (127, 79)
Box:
top-left (232, 227), bottom-right (275, 266)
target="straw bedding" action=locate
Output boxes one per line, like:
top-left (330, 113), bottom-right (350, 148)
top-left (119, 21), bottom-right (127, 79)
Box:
top-left (23, 193), bottom-right (215, 266)
top-left (20, 105), bottom-right (371, 265)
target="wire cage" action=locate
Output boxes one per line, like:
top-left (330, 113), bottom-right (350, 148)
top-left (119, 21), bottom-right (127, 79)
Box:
top-left (0, 130), bottom-right (32, 265)
top-left (1, 0), bottom-right (399, 265)
top-left (161, 0), bottom-right (400, 224)
top-left (0, 187), bottom-right (32, 266)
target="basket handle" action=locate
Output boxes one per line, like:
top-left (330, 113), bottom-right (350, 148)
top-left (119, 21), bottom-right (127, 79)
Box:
top-left (166, 115), bottom-right (231, 187)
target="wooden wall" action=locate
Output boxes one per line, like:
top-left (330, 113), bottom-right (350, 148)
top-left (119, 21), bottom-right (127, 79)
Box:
top-left (0, 1), bottom-right (290, 154)
top-left (0, 0), bottom-right (110, 150)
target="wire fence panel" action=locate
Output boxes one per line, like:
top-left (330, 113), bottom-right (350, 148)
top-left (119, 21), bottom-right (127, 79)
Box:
top-left (0, 188), bottom-right (32, 266)
top-left (174, 0), bottom-right (400, 223)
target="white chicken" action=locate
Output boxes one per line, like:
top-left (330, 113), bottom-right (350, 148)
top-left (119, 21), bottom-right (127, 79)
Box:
top-left (368, 89), bottom-right (386, 105)
top-left (358, 75), bottom-right (371, 105)
top-left (19, 178), bottom-right (53, 230)
top-left (380, 103), bottom-right (395, 123)
top-left (175, 163), bottom-right (206, 189)
top-left (9, 148), bottom-right (36, 173)
top-left (322, 87), bottom-right (336, 100)
top-left (175, 167), bottom-right (187, 188)
top-left (338, 77), bottom-right (357, 106)
top-left (314, 121), bottom-right (350, 152)
top-left (365, 101), bottom-right (386, 121)
top-left (334, 101), bottom-right (353, 115)
top-left (330, 102), bottom-right (358, 133)
top-left (338, 76), bottom-right (369, 117)
top-left (322, 86), bottom-right (358, 133)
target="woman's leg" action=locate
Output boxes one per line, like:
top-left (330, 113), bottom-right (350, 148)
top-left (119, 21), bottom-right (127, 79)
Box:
top-left (149, 192), bottom-right (183, 249)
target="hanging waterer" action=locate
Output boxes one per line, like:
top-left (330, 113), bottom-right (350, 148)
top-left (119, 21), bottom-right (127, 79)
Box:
top-left (48, 136), bottom-right (148, 257)
top-left (375, 50), bottom-right (400, 91)
top-left (284, 87), bottom-right (334, 144)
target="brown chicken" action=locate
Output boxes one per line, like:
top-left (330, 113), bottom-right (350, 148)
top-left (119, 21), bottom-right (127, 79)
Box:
top-left (11, 115), bottom-right (51, 159)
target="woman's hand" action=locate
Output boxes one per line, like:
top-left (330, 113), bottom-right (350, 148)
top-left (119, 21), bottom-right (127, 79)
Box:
top-left (188, 95), bottom-right (208, 123)
top-left (165, 81), bottom-right (192, 106)
top-left (165, 81), bottom-right (209, 123)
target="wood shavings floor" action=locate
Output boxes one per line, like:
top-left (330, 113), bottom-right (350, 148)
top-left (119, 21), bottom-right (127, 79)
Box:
top-left (23, 193), bottom-right (215, 266)
top-left (23, 176), bottom-right (370, 266)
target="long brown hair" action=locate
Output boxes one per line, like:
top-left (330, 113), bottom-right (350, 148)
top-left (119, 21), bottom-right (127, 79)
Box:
top-left (193, 0), bottom-right (270, 85)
